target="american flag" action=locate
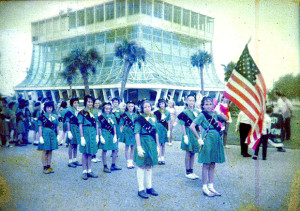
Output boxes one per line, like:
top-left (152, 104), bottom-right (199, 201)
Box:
top-left (223, 45), bottom-right (266, 150)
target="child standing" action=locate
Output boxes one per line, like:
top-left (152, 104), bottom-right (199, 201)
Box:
top-left (78, 95), bottom-right (99, 180)
top-left (190, 97), bottom-right (228, 197)
top-left (154, 98), bottom-right (171, 165)
top-left (38, 101), bottom-right (59, 174)
top-left (91, 99), bottom-right (102, 163)
top-left (120, 101), bottom-right (139, 169)
top-left (98, 102), bottom-right (121, 173)
top-left (177, 94), bottom-right (201, 179)
top-left (134, 100), bottom-right (159, 199)
top-left (166, 100), bottom-right (177, 146)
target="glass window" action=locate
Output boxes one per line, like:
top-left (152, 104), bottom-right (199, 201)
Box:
top-left (69, 12), bottom-right (76, 29)
top-left (106, 30), bottom-right (115, 43)
top-left (32, 22), bottom-right (39, 36)
top-left (96, 5), bottom-right (104, 22)
top-left (53, 17), bottom-right (59, 32)
top-left (77, 10), bottom-right (85, 27)
top-left (153, 28), bottom-right (162, 42)
top-left (199, 15), bottom-right (205, 31)
top-left (60, 14), bottom-right (68, 31)
top-left (116, 0), bottom-right (126, 18)
top-left (86, 7), bottom-right (94, 25)
top-left (96, 33), bottom-right (105, 45)
top-left (163, 31), bottom-right (171, 44)
top-left (154, 0), bottom-right (162, 18)
top-left (182, 9), bottom-right (190, 27)
top-left (173, 6), bottom-right (181, 24)
top-left (207, 17), bottom-right (214, 33)
top-left (142, 26), bottom-right (151, 40)
top-left (191, 12), bottom-right (198, 29)
top-left (115, 28), bottom-right (127, 40)
top-left (128, 0), bottom-right (140, 15)
top-left (141, 0), bottom-right (152, 16)
top-left (46, 19), bottom-right (52, 33)
top-left (105, 2), bottom-right (114, 20)
top-left (164, 3), bottom-right (172, 21)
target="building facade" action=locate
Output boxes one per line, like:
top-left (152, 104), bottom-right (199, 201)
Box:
top-left (15, 0), bottom-right (224, 104)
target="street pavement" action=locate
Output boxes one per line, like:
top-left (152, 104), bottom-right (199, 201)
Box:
top-left (0, 137), bottom-right (299, 211)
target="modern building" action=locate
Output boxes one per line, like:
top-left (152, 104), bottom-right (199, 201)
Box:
top-left (15, 0), bottom-right (224, 104)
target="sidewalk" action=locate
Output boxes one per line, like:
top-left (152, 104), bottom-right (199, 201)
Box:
top-left (0, 141), bottom-right (299, 210)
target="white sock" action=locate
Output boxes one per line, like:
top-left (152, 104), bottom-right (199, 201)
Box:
top-left (145, 168), bottom-right (152, 189)
top-left (137, 167), bottom-right (145, 191)
top-left (88, 169), bottom-right (92, 173)
top-left (162, 156), bottom-right (165, 162)
top-left (158, 157), bottom-right (161, 162)
top-left (203, 184), bottom-right (208, 190)
top-left (208, 183), bottom-right (214, 189)
top-left (83, 170), bottom-right (87, 173)
top-left (73, 158), bottom-right (77, 162)
top-left (69, 159), bottom-right (73, 164)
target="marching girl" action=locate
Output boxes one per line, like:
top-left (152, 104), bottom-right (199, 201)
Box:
top-left (177, 94), bottom-right (201, 180)
top-left (38, 101), bottom-right (59, 174)
top-left (78, 95), bottom-right (99, 180)
top-left (120, 101), bottom-right (139, 169)
top-left (65, 98), bottom-right (82, 168)
top-left (91, 99), bottom-right (102, 163)
top-left (134, 100), bottom-right (159, 199)
top-left (154, 98), bottom-right (171, 165)
top-left (190, 97), bottom-right (228, 197)
top-left (98, 102), bottom-right (122, 173)
top-left (111, 98), bottom-right (122, 141)
top-left (166, 100), bottom-right (177, 146)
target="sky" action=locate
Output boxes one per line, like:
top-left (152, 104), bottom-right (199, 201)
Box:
top-left (0, 0), bottom-right (299, 96)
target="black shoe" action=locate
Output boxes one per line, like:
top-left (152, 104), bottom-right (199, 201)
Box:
top-left (73, 161), bottom-right (82, 166)
top-left (146, 188), bottom-right (158, 196)
top-left (103, 167), bottom-right (111, 173)
top-left (87, 172), bottom-right (98, 178)
top-left (277, 148), bottom-right (286, 152)
top-left (158, 161), bottom-right (163, 165)
top-left (243, 154), bottom-right (252, 157)
top-left (161, 161), bottom-right (166, 165)
top-left (262, 157), bottom-right (267, 160)
top-left (68, 163), bottom-right (77, 168)
top-left (138, 190), bottom-right (149, 199)
top-left (252, 156), bottom-right (258, 160)
top-left (82, 173), bottom-right (88, 180)
top-left (111, 165), bottom-right (122, 171)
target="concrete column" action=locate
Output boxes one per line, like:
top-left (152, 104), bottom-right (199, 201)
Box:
top-left (93, 89), bottom-right (98, 99)
top-left (163, 89), bottom-right (169, 100)
top-left (154, 88), bottom-right (162, 106)
top-left (23, 91), bottom-right (29, 100)
top-left (216, 91), bottom-right (221, 102)
top-left (170, 89), bottom-right (175, 101)
top-left (50, 90), bottom-right (57, 104)
top-left (58, 90), bottom-right (63, 99)
top-left (110, 89), bottom-right (115, 98)
top-left (102, 89), bottom-right (108, 102)
top-left (75, 90), bottom-right (80, 98)
top-left (42, 90), bottom-right (46, 98)
top-left (178, 90), bottom-right (183, 102)
top-left (66, 90), bottom-right (71, 99)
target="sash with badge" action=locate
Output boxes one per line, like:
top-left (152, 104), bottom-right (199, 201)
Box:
top-left (121, 113), bottom-right (135, 131)
top-left (98, 115), bottom-right (114, 135)
top-left (202, 111), bottom-right (222, 135)
top-left (65, 110), bottom-right (79, 126)
top-left (135, 115), bottom-right (156, 141)
top-left (177, 111), bottom-right (200, 131)
top-left (40, 114), bottom-right (57, 133)
top-left (154, 110), bottom-right (168, 130)
top-left (80, 110), bottom-right (96, 128)
top-left (112, 109), bottom-right (121, 124)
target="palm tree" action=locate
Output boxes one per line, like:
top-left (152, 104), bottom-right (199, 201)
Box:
top-left (222, 61), bottom-right (236, 82)
top-left (62, 48), bottom-right (102, 96)
top-left (114, 40), bottom-right (146, 102)
top-left (60, 65), bottom-right (76, 99)
top-left (191, 50), bottom-right (212, 96)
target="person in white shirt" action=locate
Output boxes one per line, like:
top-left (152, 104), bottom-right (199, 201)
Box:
top-left (235, 111), bottom-right (252, 157)
top-left (252, 106), bottom-right (272, 160)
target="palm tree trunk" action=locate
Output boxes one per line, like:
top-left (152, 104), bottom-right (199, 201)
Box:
top-left (120, 62), bottom-right (132, 102)
top-left (83, 76), bottom-right (90, 96)
top-left (69, 84), bottom-right (73, 99)
top-left (200, 66), bottom-right (204, 96)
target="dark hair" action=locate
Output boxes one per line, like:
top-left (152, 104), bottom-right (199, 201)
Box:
top-left (34, 102), bottom-right (41, 107)
top-left (102, 102), bottom-right (112, 113)
top-left (140, 100), bottom-right (152, 114)
top-left (125, 100), bottom-right (136, 112)
top-left (157, 98), bottom-right (167, 108)
top-left (70, 98), bottom-right (79, 107)
top-left (187, 94), bottom-right (196, 101)
top-left (8, 102), bottom-right (16, 110)
top-left (112, 98), bottom-right (120, 104)
top-left (84, 95), bottom-right (94, 107)
top-left (44, 101), bottom-right (55, 112)
top-left (266, 106), bottom-right (273, 114)
top-left (201, 96), bottom-right (213, 110)
top-left (60, 101), bottom-right (67, 108)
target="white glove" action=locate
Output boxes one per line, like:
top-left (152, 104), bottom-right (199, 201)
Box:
top-left (67, 131), bottom-right (73, 140)
top-left (183, 135), bottom-right (189, 145)
top-left (96, 135), bottom-right (99, 144)
top-left (137, 146), bottom-right (145, 157)
top-left (167, 131), bottom-right (171, 139)
top-left (100, 136), bottom-right (105, 144)
top-left (113, 135), bottom-right (117, 143)
top-left (81, 137), bottom-right (86, 146)
top-left (198, 137), bottom-right (204, 146)
top-left (57, 135), bottom-right (60, 142)
top-left (39, 136), bottom-right (44, 144)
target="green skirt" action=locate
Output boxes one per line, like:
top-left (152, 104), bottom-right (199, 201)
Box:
top-left (121, 127), bottom-right (136, 146)
top-left (38, 128), bottom-right (58, 151)
top-left (198, 130), bottom-right (225, 164)
top-left (180, 127), bottom-right (200, 153)
top-left (79, 126), bottom-right (98, 154)
top-left (66, 124), bottom-right (81, 145)
top-left (98, 129), bottom-right (118, 151)
top-left (134, 135), bottom-right (158, 167)
top-left (157, 123), bottom-right (168, 144)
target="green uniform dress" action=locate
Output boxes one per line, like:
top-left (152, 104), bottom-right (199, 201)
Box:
top-left (155, 109), bottom-right (171, 144)
top-left (133, 115), bottom-right (158, 167)
top-left (193, 111), bottom-right (225, 164)
top-left (32, 109), bottom-right (41, 132)
top-left (37, 113), bottom-right (59, 151)
top-left (179, 108), bottom-right (201, 153)
top-left (78, 109), bottom-right (98, 155)
top-left (65, 107), bottom-right (81, 145)
top-left (16, 109), bottom-right (26, 137)
top-left (112, 108), bottom-right (122, 139)
top-left (120, 112), bottom-right (139, 146)
top-left (60, 108), bottom-right (68, 132)
top-left (98, 113), bottom-right (118, 151)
